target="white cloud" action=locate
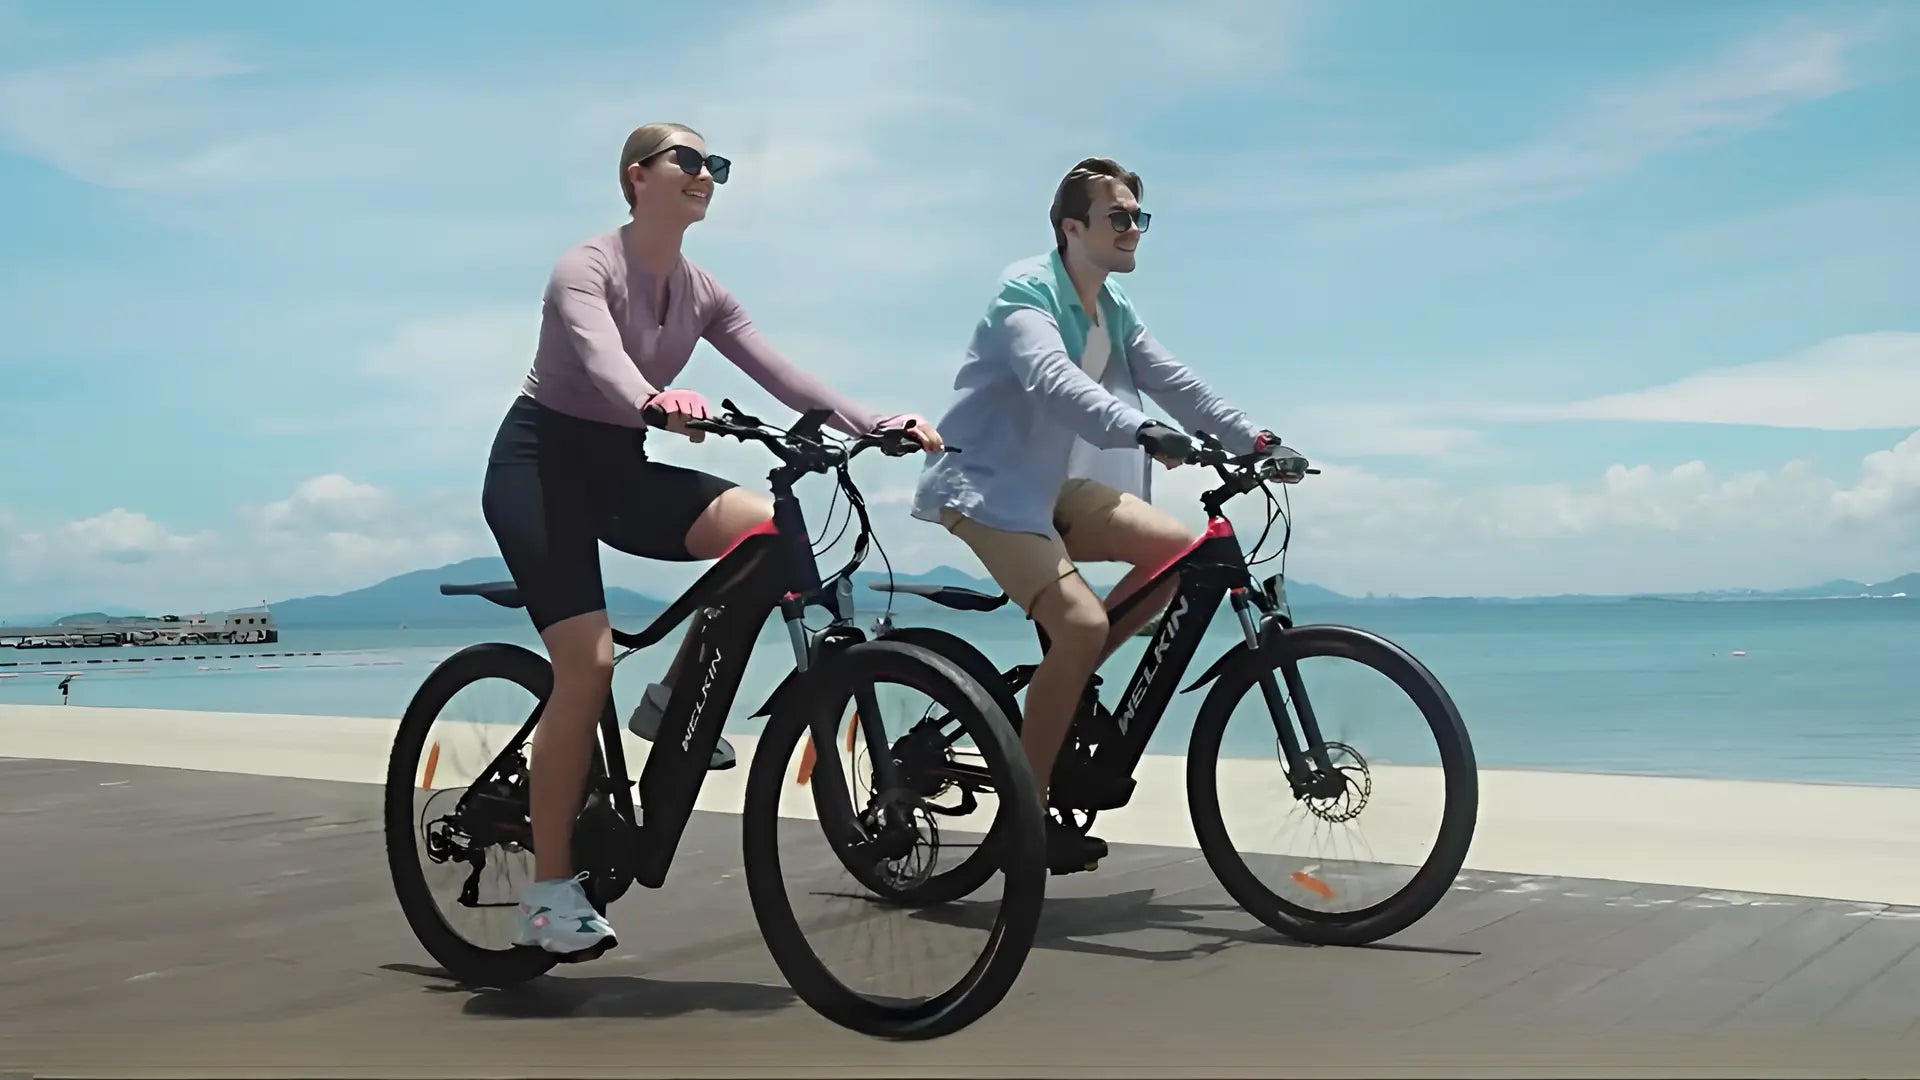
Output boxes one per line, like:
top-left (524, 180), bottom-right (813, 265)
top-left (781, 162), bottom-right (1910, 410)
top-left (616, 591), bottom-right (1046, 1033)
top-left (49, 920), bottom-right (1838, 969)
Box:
top-left (1302, 331), bottom-right (1920, 454)
top-left (9, 508), bottom-right (208, 573)
top-left (350, 309), bottom-right (541, 457)
top-left (1281, 403), bottom-right (1487, 461)
top-left (1177, 14), bottom-right (1882, 224)
top-left (1100, 427), bottom-right (1920, 598)
top-left (1833, 433), bottom-right (1920, 529)
top-left (1502, 332), bottom-right (1920, 431)
top-left (7, 425), bottom-right (1920, 614)
top-left (0, 0), bottom-right (1309, 461)
top-left (0, 41), bottom-right (290, 191)
top-left (1, 476), bottom-right (489, 616)
top-left (6, 3), bottom-right (1914, 613)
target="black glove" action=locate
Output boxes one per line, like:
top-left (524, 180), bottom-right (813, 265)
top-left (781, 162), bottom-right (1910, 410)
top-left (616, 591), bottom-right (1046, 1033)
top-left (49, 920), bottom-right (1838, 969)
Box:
top-left (1136, 421), bottom-right (1194, 462)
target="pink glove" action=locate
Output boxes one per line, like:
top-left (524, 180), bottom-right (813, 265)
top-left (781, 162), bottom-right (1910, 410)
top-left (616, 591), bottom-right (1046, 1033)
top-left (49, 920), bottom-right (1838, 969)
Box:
top-left (643, 388), bottom-right (712, 441)
top-left (646, 388), bottom-right (712, 420)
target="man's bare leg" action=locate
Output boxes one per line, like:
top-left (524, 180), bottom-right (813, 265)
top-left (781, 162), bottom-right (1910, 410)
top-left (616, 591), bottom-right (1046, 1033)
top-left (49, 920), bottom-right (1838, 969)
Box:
top-left (1020, 573), bottom-right (1112, 798)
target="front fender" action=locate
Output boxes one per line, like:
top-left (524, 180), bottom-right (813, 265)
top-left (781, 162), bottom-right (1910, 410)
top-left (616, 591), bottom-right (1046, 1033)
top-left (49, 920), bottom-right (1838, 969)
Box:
top-left (749, 669), bottom-right (805, 720)
top-left (748, 623), bottom-right (868, 719)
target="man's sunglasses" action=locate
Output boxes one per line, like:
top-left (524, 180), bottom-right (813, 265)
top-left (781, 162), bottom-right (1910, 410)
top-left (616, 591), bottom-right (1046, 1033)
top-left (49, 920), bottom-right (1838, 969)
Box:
top-left (1102, 208), bottom-right (1150, 233)
top-left (646, 144), bottom-right (731, 184)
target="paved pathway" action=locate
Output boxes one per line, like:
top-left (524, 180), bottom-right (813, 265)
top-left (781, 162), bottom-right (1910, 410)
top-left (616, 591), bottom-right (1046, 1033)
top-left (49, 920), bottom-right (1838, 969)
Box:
top-left (2, 756), bottom-right (1915, 1077)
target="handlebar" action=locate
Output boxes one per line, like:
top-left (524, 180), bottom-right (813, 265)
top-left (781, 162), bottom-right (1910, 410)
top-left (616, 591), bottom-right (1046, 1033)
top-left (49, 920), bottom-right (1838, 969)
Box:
top-left (641, 399), bottom-right (953, 616)
top-left (1189, 435), bottom-right (1319, 482)
top-left (642, 399), bottom-right (956, 476)
top-left (1143, 423), bottom-right (1321, 517)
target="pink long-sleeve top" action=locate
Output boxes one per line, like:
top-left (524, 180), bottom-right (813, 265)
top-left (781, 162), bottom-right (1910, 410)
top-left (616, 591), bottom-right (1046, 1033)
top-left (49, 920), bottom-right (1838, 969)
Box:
top-left (520, 229), bottom-right (885, 437)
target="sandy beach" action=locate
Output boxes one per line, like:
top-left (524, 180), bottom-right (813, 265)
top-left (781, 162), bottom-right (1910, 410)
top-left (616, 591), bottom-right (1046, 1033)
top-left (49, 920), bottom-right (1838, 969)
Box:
top-left (5, 701), bottom-right (1918, 907)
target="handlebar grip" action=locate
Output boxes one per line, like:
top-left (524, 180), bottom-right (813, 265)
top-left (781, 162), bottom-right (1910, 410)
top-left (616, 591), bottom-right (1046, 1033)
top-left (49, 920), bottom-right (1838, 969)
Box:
top-left (1137, 421), bottom-right (1195, 461)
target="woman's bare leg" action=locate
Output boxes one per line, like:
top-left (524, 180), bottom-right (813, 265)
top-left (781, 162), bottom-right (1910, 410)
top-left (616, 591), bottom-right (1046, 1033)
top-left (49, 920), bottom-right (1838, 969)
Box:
top-left (530, 609), bottom-right (614, 882)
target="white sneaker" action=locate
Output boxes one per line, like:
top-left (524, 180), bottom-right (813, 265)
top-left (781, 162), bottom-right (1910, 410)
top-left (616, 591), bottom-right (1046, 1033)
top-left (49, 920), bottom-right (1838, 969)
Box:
top-left (627, 681), bottom-right (736, 770)
top-left (512, 872), bottom-right (617, 959)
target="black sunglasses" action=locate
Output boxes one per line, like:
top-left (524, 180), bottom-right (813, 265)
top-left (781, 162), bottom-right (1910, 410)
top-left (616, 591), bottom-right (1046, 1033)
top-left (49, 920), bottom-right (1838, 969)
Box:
top-left (1102, 207), bottom-right (1150, 233)
top-left (646, 144), bottom-right (731, 184)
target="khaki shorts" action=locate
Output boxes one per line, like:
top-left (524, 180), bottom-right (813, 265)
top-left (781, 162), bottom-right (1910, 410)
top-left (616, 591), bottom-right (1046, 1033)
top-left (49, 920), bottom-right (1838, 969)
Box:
top-left (941, 479), bottom-right (1180, 613)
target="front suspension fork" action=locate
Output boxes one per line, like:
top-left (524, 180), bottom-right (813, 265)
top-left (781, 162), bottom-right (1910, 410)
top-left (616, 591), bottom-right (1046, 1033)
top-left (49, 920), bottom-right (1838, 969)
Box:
top-left (785, 603), bottom-right (911, 837)
top-left (1229, 588), bottom-right (1338, 784)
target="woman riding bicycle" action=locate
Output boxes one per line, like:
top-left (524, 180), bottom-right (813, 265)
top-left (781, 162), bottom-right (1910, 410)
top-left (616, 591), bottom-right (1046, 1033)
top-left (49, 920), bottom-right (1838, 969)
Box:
top-left (482, 122), bottom-right (943, 957)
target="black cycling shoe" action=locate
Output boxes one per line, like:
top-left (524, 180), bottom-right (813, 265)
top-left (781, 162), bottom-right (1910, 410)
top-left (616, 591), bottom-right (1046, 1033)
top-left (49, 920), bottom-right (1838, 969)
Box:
top-left (1047, 820), bottom-right (1108, 875)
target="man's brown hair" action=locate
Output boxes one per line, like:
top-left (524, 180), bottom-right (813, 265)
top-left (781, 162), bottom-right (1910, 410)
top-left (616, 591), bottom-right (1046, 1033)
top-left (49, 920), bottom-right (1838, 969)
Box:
top-left (1049, 156), bottom-right (1143, 252)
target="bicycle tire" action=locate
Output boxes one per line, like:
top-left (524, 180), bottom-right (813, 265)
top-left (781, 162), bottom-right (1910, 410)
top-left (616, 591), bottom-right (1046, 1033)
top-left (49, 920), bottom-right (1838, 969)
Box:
top-left (741, 639), bottom-right (1047, 1039)
top-left (1185, 624), bottom-right (1478, 947)
top-left (855, 626), bottom-right (1024, 906)
top-left (384, 641), bottom-right (610, 987)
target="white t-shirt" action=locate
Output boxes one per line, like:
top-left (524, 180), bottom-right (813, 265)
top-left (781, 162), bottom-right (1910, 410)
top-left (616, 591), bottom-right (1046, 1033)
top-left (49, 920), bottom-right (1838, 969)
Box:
top-left (1065, 314), bottom-right (1150, 499)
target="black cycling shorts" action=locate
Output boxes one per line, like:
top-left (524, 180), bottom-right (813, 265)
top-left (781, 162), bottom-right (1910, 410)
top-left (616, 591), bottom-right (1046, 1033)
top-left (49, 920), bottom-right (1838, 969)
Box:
top-left (481, 394), bottom-right (738, 632)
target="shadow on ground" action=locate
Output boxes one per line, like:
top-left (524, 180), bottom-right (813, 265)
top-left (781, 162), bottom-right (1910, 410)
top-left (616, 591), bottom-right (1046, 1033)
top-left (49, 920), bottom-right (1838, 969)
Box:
top-left (382, 963), bottom-right (799, 1020)
top-left (797, 885), bottom-right (1482, 964)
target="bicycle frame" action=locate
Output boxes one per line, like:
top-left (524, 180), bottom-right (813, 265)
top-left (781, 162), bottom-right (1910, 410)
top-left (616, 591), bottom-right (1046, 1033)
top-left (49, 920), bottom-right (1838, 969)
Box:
top-left (458, 406), bottom-right (910, 891)
top-left (889, 434), bottom-right (1341, 795)
top-left (1083, 511), bottom-right (1340, 787)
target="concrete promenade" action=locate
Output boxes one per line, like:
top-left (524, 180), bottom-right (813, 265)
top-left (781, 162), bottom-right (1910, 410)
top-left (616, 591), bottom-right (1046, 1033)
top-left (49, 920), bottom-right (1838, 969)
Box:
top-left (3, 753), bottom-right (1918, 1077)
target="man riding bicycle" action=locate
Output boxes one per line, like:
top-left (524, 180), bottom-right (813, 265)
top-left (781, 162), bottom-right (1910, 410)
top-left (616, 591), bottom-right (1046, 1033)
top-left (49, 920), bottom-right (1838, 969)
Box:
top-left (910, 156), bottom-right (1278, 873)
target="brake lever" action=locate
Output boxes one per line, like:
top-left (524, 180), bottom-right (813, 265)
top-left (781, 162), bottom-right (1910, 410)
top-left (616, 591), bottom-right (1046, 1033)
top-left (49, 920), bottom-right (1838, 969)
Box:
top-left (719, 398), bottom-right (762, 429)
top-left (873, 428), bottom-right (962, 457)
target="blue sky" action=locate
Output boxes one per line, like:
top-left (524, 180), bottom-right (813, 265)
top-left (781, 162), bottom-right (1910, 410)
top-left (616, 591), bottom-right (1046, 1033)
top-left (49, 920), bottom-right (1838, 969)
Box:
top-left (2, 0), bottom-right (1917, 614)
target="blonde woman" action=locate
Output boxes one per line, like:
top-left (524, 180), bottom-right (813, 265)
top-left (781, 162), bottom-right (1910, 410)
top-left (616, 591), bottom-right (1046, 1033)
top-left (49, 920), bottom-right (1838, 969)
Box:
top-left (482, 123), bottom-right (942, 957)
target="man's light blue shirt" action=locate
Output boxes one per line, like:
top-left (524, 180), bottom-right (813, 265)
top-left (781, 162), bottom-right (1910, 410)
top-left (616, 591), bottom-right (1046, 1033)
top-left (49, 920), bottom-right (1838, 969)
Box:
top-left (911, 249), bottom-right (1264, 538)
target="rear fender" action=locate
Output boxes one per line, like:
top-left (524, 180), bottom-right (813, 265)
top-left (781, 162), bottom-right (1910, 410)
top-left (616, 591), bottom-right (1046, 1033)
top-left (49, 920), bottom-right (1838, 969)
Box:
top-left (871, 623), bottom-right (1025, 730)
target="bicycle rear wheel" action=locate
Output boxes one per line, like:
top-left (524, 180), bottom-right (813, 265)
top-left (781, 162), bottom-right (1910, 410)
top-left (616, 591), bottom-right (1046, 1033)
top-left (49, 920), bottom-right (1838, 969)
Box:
top-left (384, 642), bottom-right (622, 986)
top-left (741, 639), bottom-right (1047, 1039)
top-left (855, 625), bottom-right (1026, 906)
top-left (1186, 624), bottom-right (1478, 947)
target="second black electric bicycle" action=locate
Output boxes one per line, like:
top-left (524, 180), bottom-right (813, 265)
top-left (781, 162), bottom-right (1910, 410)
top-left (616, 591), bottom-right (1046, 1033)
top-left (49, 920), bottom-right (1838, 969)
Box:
top-left (862, 431), bottom-right (1479, 948)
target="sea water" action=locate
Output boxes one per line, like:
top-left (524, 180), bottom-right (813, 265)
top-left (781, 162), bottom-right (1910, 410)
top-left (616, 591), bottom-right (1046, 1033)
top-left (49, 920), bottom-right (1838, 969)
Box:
top-left (3, 598), bottom-right (1916, 788)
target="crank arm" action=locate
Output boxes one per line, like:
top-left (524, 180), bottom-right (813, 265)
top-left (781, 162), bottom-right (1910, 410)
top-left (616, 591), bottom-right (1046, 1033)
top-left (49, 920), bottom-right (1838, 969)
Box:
top-left (923, 782), bottom-right (979, 817)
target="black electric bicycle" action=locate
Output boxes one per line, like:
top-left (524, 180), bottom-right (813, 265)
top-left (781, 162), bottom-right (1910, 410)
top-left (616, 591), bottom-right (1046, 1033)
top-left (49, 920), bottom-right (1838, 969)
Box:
top-left (862, 430), bottom-right (1478, 948)
top-left (382, 403), bottom-right (1047, 1040)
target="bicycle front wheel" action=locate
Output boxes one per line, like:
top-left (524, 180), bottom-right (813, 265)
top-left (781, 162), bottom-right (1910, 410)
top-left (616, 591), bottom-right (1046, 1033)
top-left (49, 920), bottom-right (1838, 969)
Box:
top-left (741, 639), bottom-right (1047, 1039)
top-left (1187, 624), bottom-right (1478, 947)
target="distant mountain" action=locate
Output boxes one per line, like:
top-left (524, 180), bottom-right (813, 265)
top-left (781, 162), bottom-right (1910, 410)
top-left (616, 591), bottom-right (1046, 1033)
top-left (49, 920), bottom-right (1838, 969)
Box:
top-left (1, 606), bottom-right (146, 626)
top-left (255, 557), bottom-right (1919, 629)
top-left (269, 557), bottom-right (662, 627)
top-left (1629, 572), bottom-right (1920, 603)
